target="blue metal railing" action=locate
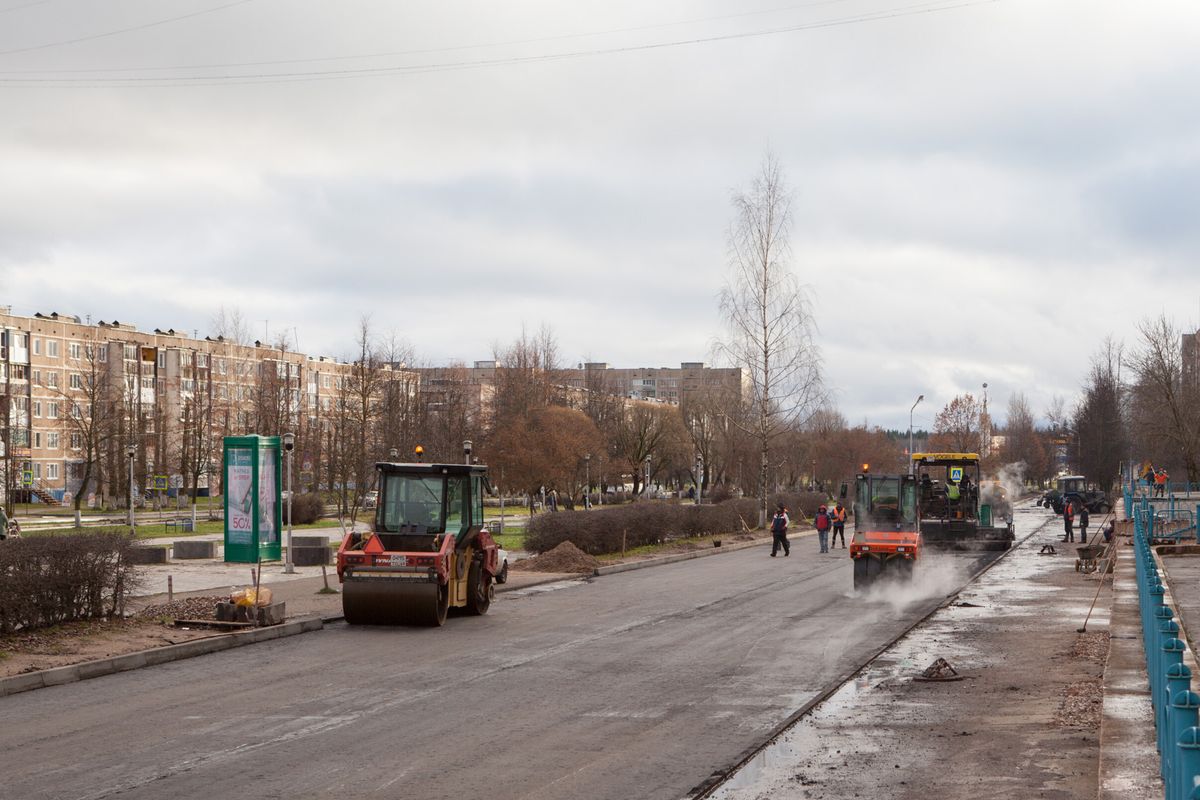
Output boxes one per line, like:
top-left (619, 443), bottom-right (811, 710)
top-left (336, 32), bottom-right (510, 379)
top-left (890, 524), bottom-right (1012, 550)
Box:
top-left (1133, 497), bottom-right (1200, 799)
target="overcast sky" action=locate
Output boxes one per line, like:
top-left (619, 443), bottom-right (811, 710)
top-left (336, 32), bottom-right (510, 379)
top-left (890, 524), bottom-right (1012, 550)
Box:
top-left (1, 0), bottom-right (1198, 430)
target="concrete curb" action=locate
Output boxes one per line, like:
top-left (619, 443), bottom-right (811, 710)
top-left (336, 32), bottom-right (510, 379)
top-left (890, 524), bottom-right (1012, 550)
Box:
top-left (0, 617), bottom-right (323, 699)
top-left (593, 529), bottom-right (815, 577)
top-left (1098, 543), bottom-right (1160, 800)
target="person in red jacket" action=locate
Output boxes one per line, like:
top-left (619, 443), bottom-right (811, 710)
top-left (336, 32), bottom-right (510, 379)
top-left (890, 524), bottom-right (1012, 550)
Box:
top-left (814, 504), bottom-right (832, 553)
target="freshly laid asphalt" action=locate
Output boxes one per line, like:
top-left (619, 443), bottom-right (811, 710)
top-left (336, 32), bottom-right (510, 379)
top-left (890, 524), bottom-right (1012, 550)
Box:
top-left (1, 530), bottom-right (998, 800)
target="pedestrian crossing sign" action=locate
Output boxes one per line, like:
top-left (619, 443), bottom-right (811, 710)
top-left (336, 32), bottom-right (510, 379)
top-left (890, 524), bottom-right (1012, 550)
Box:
top-left (949, 466), bottom-right (964, 483)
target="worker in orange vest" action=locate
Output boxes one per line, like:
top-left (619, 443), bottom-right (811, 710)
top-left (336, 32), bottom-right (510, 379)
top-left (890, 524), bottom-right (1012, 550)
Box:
top-left (831, 501), bottom-right (848, 548)
top-left (1061, 499), bottom-right (1076, 543)
top-left (1155, 469), bottom-right (1168, 498)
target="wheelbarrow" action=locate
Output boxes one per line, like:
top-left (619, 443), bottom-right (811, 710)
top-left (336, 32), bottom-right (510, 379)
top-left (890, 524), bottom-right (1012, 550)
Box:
top-left (1076, 544), bottom-right (1105, 573)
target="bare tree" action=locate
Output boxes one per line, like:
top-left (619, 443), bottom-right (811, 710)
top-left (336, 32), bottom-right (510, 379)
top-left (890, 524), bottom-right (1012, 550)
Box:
top-left (56, 340), bottom-right (118, 513)
top-left (930, 394), bottom-right (984, 453)
top-left (210, 306), bottom-right (252, 345)
top-left (1128, 314), bottom-right (1200, 482)
top-left (716, 154), bottom-right (823, 526)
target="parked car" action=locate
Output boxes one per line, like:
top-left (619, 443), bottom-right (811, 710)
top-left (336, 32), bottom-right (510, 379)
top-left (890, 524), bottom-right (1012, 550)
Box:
top-left (361, 490), bottom-right (378, 510)
top-left (495, 546), bottom-right (509, 584)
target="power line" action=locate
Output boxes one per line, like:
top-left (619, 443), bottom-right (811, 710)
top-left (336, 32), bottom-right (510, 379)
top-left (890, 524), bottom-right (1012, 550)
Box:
top-left (0, 0), bottom-right (259, 57)
top-left (0, 0), bottom-right (863, 75)
top-left (0, 0), bottom-right (56, 16)
top-left (0, 0), bottom-right (1000, 88)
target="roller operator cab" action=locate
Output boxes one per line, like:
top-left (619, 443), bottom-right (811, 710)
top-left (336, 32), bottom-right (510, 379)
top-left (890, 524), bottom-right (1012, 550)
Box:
top-left (848, 470), bottom-right (921, 590)
top-left (336, 462), bottom-right (499, 626)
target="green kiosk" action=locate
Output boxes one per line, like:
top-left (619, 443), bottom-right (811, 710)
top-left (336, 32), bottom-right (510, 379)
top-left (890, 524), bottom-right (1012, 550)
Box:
top-left (223, 435), bottom-right (282, 564)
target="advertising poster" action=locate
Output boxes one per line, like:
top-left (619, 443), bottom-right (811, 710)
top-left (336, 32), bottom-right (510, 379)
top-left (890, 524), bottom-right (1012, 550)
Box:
top-left (227, 447), bottom-right (254, 544)
top-left (258, 447), bottom-right (278, 544)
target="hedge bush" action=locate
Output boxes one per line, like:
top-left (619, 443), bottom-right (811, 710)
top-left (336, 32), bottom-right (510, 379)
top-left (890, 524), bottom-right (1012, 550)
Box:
top-left (0, 530), bottom-right (138, 633)
top-left (290, 493), bottom-right (325, 525)
top-left (525, 498), bottom-right (762, 556)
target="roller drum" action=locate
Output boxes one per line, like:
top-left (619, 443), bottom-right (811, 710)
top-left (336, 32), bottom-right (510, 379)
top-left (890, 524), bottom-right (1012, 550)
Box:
top-left (342, 577), bottom-right (448, 626)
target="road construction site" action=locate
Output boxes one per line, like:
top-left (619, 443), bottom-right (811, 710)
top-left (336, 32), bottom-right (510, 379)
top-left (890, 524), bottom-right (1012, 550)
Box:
top-left (0, 499), bottom-right (1118, 800)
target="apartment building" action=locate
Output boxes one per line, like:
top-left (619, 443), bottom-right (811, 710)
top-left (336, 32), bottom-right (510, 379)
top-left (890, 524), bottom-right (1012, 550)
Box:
top-left (0, 309), bottom-right (416, 507)
top-left (564, 361), bottom-right (748, 405)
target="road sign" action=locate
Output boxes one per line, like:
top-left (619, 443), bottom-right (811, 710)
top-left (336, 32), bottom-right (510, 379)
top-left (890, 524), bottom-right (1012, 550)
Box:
top-left (153, 475), bottom-right (169, 491)
top-left (21, 470), bottom-right (33, 487)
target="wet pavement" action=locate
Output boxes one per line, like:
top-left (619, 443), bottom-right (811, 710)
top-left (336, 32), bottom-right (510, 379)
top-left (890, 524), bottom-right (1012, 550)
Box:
top-left (707, 502), bottom-right (1108, 800)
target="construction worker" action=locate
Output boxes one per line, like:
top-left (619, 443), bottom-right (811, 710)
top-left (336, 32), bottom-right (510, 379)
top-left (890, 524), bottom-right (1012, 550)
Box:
top-left (831, 501), bottom-right (847, 548)
top-left (814, 504), bottom-right (832, 553)
top-left (1079, 504), bottom-right (1090, 544)
top-left (1156, 469), bottom-right (1169, 498)
top-left (1062, 500), bottom-right (1076, 543)
top-left (769, 503), bottom-right (790, 557)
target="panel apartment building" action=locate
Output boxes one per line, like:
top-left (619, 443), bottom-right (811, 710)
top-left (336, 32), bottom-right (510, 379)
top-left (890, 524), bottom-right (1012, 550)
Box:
top-left (0, 308), bottom-right (415, 507)
top-left (415, 360), bottom-right (747, 413)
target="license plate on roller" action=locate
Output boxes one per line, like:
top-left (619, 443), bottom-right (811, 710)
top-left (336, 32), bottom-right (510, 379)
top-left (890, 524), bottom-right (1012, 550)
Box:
top-left (388, 555), bottom-right (408, 566)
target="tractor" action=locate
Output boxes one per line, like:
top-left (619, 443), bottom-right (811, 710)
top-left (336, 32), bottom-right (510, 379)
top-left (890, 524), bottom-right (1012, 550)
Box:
top-left (335, 459), bottom-right (500, 626)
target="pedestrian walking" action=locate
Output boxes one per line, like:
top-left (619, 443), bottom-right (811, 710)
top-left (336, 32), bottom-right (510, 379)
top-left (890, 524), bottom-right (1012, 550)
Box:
top-left (831, 501), bottom-right (847, 548)
top-left (814, 504), bottom-right (832, 553)
top-left (769, 503), bottom-right (790, 557)
top-left (1078, 505), bottom-right (1090, 544)
top-left (1061, 500), bottom-right (1076, 543)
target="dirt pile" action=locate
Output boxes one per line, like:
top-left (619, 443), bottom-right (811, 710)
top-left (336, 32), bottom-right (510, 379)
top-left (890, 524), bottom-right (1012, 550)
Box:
top-left (513, 541), bottom-right (600, 574)
top-left (137, 596), bottom-right (225, 621)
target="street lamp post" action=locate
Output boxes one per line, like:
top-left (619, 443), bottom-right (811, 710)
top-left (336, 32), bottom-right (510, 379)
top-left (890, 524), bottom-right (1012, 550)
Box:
top-left (126, 444), bottom-right (136, 534)
top-left (283, 432), bottom-right (295, 574)
top-left (695, 454), bottom-right (703, 506)
top-left (909, 394), bottom-right (924, 475)
top-left (584, 454), bottom-right (591, 510)
top-left (644, 456), bottom-right (651, 499)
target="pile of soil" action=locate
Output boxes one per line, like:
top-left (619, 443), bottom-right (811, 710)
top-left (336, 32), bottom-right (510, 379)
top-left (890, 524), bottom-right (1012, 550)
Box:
top-left (137, 595), bottom-right (225, 621)
top-left (513, 541), bottom-right (600, 574)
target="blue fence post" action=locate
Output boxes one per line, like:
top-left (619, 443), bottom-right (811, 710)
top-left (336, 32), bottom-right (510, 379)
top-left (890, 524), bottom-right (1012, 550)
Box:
top-left (1180, 728), bottom-right (1200, 800)
top-left (1171, 690), bottom-right (1200, 799)
top-left (1164, 658), bottom-right (1192, 779)
top-left (1152, 607), bottom-right (1176, 685)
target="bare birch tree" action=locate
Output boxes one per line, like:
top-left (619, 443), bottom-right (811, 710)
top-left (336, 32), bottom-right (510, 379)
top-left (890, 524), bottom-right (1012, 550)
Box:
top-left (716, 154), bottom-right (823, 526)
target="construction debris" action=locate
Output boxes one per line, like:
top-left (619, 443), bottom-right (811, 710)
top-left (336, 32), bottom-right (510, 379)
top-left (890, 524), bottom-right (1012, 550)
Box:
top-left (512, 541), bottom-right (601, 574)
top-left (915, 657), bottom-right (964, 682)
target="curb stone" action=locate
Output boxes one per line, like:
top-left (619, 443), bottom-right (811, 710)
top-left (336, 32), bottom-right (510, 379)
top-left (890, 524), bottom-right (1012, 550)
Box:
top-left (0, 617), bottom-right (322, 698)
top-left (593, 529), bottom-right (815, 577)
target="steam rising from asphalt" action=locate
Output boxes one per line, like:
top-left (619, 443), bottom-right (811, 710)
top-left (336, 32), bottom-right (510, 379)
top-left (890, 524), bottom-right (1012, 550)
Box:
top-left (984, 461), bottom-right (1029, 517)
top-left (854, 556), bottom-right (971, 613)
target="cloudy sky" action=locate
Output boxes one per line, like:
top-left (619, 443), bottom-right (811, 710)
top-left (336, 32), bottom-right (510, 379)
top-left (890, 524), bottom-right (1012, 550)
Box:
top-left (1, 0), bottom-right (1198, 430)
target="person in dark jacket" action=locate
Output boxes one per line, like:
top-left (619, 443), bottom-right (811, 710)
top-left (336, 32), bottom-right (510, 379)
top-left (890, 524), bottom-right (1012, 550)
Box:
top-left (769, 503), bottom-right (790, 557)
top-left (1078, 505), bottom-right (1090, 544)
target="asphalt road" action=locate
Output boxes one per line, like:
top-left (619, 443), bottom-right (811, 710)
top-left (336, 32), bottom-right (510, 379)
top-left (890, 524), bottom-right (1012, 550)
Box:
top-left (1, 534), bottom-right (994, 800)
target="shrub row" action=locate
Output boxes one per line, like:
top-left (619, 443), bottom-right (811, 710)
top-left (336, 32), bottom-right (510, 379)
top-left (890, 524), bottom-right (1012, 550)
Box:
top-left (524, 491), bottom-right (838, 556)
top-left (0, 530), bottom-right (138, 633)
top-left (525, 499), bottom-right (763, 555)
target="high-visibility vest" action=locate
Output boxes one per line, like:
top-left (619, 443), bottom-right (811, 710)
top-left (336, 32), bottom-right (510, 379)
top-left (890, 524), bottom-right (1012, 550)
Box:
top-left (1064, 504), bottom-right (1074, 521)
top-left (833, 507), bottom-right (846, 523)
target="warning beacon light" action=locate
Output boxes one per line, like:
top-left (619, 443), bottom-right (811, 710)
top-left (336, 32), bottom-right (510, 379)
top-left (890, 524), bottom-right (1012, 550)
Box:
top-left (414, 444), bottom-right (425, 462)
top-left (861, 463), bottom-right (870, 474)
